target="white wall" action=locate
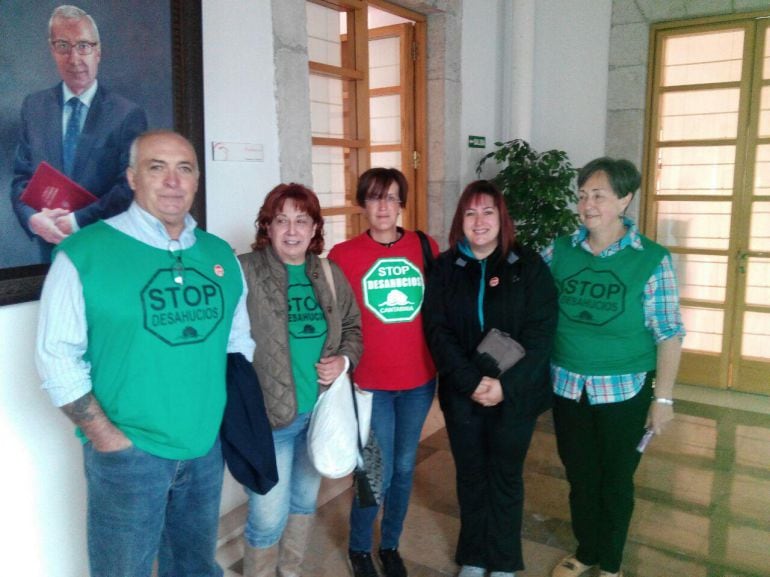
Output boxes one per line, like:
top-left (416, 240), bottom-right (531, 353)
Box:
top-left (460, 0), bottom-right (612, 187)
top-left (0, 302), bottom-right (88, 575)
top-left (460, 0), bottom-right (505, 185)
top-left (0, 1), bottom-right (615, 574)
top-left (531, 0), bottom-right (612, 168)
top-left (202, 0), bottom-right (282, 256)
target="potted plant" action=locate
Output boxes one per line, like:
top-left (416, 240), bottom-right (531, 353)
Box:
top-left (476, 139), bottom-right (579, 251)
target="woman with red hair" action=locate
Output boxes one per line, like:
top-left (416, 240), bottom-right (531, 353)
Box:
top-left (423, 180), bottom-right (558, 577)
top-left (238, 183), bottom-right (363, 577)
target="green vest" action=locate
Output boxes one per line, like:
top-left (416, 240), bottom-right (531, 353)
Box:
top-left (550, 234), bottom-right (667, 375)
top-left (62, 222), bottom-right (242, 459)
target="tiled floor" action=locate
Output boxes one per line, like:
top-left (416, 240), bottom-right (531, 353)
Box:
top-left (218, 384), bottom-right (770, 577)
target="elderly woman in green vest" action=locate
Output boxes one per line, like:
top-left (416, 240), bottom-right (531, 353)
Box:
top-left (542, 158), bottom-right (685, 577)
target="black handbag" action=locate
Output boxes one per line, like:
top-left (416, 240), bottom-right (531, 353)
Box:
top-left (350, 381), bottom-right (383, 508)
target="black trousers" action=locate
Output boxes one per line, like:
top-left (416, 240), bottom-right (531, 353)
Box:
top-left (552, 376), bottom-right (653, 573)
top-left (444, 400), bottom-right (537, 572)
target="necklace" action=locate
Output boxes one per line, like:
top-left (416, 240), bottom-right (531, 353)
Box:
top-left (369, 228), bottom-right (403, 248)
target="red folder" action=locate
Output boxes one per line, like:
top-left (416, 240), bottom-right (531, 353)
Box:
top-left (19, 161), bottom-right (98, 212)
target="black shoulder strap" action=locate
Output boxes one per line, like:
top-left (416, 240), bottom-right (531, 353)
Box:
top-left (416, 229), bottom-right (433, 277)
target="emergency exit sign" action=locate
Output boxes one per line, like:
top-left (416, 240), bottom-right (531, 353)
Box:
top-left (468, 135), bottom-right (486, 148)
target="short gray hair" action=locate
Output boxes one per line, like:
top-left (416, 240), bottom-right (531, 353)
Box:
top-left (129, 130), bottom-right (199, 173)
top-left (49, 5), bottom-right (100, 44)
top-left (577, 157), bottom-right (641, 200)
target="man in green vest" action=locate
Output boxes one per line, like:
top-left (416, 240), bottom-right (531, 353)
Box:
top-left (36, 130), bottom-right (256, 577)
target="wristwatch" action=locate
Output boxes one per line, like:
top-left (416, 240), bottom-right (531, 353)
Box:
top-left (654, 397), bottom-right (674, 405)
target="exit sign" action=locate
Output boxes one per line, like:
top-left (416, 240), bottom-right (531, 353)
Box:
top-left (468, 135), bottom-right (486, 148)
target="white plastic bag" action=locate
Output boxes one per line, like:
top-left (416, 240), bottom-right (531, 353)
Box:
top-left (307, 358), bottom-right (373, 478)
top-left (355, 386), bottom-right (373, 454)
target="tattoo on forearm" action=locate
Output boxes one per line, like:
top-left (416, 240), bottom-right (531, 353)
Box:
top-left (62, 393), bottom-right (97, 425)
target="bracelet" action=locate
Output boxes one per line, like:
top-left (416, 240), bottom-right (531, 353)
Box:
top-left (654, 397), bottom-right (674, 406)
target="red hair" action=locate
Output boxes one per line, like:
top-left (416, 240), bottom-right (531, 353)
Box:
top-left (251, 183), bottom-right (325, 254)
top-left (448, 180), bottom-right (516, 255)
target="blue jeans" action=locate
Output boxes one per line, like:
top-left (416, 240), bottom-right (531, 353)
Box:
top-left (349, 379), bottom-right (436, 552)
top-left (244, 412), bottom-right (321, 547)
top-left (84, 438), bottom-right (224, 577)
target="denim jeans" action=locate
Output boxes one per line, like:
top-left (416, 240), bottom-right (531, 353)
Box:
top-left (84, 437), bottom-right (224, 577)
top-left (349, 379), bottom-right (436, 552)
top-left (244, 411), bottom-right (321, 547)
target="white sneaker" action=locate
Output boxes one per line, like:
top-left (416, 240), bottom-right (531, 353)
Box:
top-left (458, 566), bottom-right (486, 577)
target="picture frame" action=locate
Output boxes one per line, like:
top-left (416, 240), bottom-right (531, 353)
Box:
top-left (0, 0), bottom-right (205, 306)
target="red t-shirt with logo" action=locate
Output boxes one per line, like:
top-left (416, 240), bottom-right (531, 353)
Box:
top-left (328, 229), bottom-right (437, 390)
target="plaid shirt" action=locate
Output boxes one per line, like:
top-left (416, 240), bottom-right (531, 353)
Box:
top-left (541, 218), bottom-right (685, 405)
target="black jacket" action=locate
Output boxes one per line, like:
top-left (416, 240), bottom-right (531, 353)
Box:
top-left (423, 244), bottom-right (558, 421)
top-left (221, 353), bottom-right (278, 495)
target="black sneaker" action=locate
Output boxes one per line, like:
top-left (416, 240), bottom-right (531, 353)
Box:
top-left (378, 548), bottom-right (407, 577)
top-left (349, 549), bottom-right (379, 577)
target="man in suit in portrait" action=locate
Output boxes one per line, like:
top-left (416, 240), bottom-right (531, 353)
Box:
top-left (11, 4), bottom-right (147, 262)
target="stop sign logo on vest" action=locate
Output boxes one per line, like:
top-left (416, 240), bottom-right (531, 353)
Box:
top-left (559, 267), bottom-right (626, 326)
top-left (362, 257), bottom-right (425, 323)
top-left (141, 268), bottom-right (224, 346)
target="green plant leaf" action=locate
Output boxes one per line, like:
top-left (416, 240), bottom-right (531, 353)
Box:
top-left (476, 139), bottom-right (578, 251)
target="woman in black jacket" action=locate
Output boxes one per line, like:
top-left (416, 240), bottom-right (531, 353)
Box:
top-left (423, 180), bottom-right (558, 577)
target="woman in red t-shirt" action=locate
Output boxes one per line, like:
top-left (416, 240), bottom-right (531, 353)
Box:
top-left (329, 168), bottom-right (438, 577)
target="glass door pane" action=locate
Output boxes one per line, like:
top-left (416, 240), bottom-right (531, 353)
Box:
top-left (662, 29), bottom-right (744, 86)
top-left (655, 146), bottom-right (735, 196)
top-left (307, 0), bottom-right (369, 245)
top-left (658, 89), bottom-right (740, 141)
top-left (368, 17), bottom-right (415, 228)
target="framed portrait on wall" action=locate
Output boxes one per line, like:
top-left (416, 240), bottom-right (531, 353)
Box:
top-left (0, 0), bottom-right (204, 305)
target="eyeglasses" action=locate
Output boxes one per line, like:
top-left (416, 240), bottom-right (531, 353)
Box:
top-left (51, 40), bottom-right (99, 56)
top-left (365, 195), bottom-right (400, 205)
top-left (168, 240), bottom-right (184, 285)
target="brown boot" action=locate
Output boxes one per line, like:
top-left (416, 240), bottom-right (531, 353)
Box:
top-left (277, 514), bottom-right (314, 577)
top-left (243, 540), bottom-right (279, 577)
